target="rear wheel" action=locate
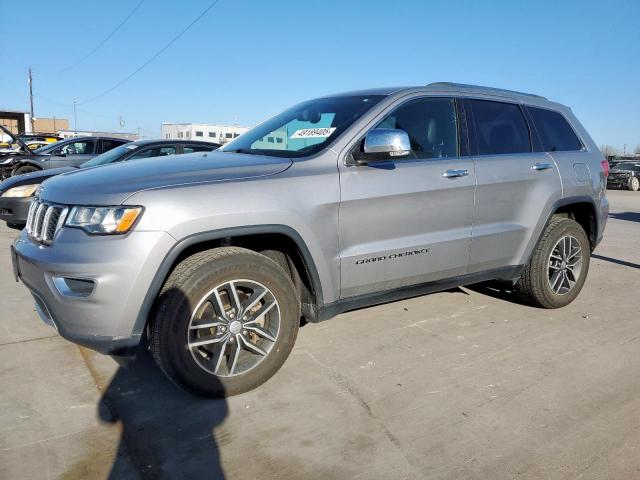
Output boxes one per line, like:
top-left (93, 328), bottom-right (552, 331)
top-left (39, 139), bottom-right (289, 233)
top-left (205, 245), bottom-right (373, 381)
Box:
top-left (13, 165), bottom-right (39, 176)
top-left (149, 247), bottom-right (300, 397)
top-left (515, 218), bottom-right (590, 308)
top-left (629, 176), bottom-right (640, 191)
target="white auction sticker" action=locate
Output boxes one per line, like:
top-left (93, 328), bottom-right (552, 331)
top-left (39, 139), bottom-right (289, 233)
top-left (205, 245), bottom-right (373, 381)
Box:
top-left (290, 127), bottom-right (336, 139)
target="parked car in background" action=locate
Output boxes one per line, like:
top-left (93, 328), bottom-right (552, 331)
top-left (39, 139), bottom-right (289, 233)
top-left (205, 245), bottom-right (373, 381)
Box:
top-left (19, 133), bottom-right (63, 144)
top-left (0, 139), bottom-right (219, 228)
top-left (0, 135), bottom-right (129, 179)
top-left (607, 162), bottom-right (640, 191)
top-left (11, 83), bottom-right (608, 398)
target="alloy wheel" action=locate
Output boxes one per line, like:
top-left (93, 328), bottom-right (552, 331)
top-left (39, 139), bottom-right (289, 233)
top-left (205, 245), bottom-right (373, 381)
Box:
top-left (188, 279), bottom-right (280, 377)
top-left (547, 235), bottom-right (583, 295)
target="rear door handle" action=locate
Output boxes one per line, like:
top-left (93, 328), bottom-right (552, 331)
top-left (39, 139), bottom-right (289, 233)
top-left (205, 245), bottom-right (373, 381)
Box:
top-left (531, 162), bottom-right (553, 171)
top-left (442, 169), bottom-right (469, 178)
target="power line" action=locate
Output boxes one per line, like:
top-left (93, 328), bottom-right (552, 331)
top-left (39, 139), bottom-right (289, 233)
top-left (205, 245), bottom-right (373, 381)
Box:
top-left (61, 0), bottom-right (146, 72)
top-left (78, 0), bottom-right (221, 106)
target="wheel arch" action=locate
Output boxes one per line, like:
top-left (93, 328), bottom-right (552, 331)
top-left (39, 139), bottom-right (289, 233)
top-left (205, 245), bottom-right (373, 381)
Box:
top-left (133, 225), bottom-right (324, 337)
top-left (524, 196), bottom-right (599, 269)
top-left (11, 159), bottom-right (43, 175)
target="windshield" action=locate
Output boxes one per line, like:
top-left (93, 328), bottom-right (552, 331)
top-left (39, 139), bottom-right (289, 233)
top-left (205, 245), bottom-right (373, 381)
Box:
top-left (81, 143), bottom-right (139, 167)
top-left (614, 162), bottom-right (640, 171)
top-left (220, 95), bottom-right (385, 158)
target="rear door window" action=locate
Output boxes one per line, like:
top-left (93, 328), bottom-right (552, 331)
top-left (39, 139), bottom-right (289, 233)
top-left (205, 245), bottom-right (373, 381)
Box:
top-left (99, 139), bottom-right (126, 153)
top-left (527, 107), bottom-right (583, 152)
top-left (467, 100), bottom-right (531, 155)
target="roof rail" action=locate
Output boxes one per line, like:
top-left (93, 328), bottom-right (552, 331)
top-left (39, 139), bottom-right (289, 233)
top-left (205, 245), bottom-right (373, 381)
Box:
top-left (427, 82), bottom-right (547, 100)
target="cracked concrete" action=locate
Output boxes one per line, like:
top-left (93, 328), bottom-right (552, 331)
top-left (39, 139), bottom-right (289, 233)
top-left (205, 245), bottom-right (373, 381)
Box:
top-left (1, 190), bottom-right (640, 479)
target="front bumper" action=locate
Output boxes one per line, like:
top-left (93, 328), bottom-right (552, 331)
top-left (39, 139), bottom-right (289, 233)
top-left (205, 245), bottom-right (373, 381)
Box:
top-left (13, 227), bottom-right (176, 356)
top-left (0, 195), bottom-right (32, 227)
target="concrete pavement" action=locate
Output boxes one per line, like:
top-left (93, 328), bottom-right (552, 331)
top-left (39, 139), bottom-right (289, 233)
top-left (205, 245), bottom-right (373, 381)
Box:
top-left (1, 190), bottom-right (639, 479)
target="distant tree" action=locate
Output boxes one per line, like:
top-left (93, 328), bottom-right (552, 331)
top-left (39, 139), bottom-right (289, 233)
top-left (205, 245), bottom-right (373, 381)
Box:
top-left (634, 144), bottom-right (640, 155)
top-left (600, 145), bottom-right (619, 158)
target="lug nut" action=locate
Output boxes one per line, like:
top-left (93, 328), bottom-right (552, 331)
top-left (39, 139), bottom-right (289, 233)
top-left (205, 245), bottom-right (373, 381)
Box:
top-left (242, 329), bottom-right (248, 336)
top-left (243, 315), bottom-right (248, 321)
top-left (229, 313), bottom-right (235, 319)
top-left (219, 326), bottom-right (226, 333)
top-left (229, 337), bottom-right (235, 343)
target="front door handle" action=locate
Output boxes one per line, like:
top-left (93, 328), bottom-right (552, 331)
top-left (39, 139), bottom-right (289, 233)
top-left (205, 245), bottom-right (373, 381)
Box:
top-left (531, 162), bottom-right (553, 171)
top-left (442, 169), bottom-right (469, 178)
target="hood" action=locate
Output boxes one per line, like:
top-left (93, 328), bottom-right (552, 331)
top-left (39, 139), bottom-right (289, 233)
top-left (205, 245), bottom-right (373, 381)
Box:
top-left (0, 125), bottom-right (29, 154)
top-left (39, 151), bottom-right (293, 205)
top-left (0, 167), bottom-right (76, 193)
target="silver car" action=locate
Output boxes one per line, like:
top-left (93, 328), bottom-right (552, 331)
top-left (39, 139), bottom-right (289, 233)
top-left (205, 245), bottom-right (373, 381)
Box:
top-left (12, 83), bottom-right (609, 397)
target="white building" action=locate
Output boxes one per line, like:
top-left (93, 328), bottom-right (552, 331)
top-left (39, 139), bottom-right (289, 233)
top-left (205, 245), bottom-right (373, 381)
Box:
top-left (161, 123), bottom-right (250, 145)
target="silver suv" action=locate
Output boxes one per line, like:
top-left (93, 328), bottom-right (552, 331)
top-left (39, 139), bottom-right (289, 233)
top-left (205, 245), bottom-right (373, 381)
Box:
top-left (12, 83), bottom-right (609, 397)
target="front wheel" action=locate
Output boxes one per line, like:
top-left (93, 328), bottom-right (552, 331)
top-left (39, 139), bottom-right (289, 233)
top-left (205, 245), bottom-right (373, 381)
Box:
top-left (13, 165), bottom-right (39, 176)
top-left (515, 218), bottom-right (590, 308)
top-left (629, 176), bottom-right (640, 191)
top-left (149, 247), bottom-right (300, 397)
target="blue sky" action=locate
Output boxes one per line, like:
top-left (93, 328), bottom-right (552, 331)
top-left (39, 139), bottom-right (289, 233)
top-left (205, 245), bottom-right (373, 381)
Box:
top-left (2, 0), bottom-right (638, 150)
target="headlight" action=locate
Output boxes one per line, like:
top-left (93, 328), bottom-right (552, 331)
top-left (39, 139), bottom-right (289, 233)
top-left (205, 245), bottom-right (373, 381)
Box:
top-left (1, 184), bottom-right (39, 197)
top-left (65, 206), bottom-right (143, 234)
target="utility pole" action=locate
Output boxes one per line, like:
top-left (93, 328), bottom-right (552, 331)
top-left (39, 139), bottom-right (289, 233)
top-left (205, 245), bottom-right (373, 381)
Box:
top-left (28, 67), bottom-right (35, 133)
top-left (73, 99), bottom-right (77, 132)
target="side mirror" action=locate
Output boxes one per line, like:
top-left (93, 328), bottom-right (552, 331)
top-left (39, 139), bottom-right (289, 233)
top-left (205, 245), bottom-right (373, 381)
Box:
top-left (353, 128), bottom-right (411, 164)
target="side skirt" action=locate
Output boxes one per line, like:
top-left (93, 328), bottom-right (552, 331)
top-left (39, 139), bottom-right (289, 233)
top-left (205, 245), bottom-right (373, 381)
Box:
top-left (315, 265), bottom-right (524, 322)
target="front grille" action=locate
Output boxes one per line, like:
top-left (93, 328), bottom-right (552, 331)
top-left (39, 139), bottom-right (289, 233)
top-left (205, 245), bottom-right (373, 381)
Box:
top-left (25, 199), bottom-right (68, 245)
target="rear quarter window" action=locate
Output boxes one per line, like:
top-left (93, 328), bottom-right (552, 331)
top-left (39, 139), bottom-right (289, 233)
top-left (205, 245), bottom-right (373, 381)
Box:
top-left (527, 107), bottom-right (583, 152)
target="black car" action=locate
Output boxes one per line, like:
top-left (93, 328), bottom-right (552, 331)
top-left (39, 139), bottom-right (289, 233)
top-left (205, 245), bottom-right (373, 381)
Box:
top-left (0, 131), bottom-right (130, 179)
top-left (0, 139), bottom-right (220, 228)
top-left (607, 162), bottom-right (640, 191)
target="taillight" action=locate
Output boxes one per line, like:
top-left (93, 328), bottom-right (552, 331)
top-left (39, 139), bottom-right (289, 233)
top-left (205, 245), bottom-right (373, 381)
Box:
top-left (601, 160), bottom-right (610, 177)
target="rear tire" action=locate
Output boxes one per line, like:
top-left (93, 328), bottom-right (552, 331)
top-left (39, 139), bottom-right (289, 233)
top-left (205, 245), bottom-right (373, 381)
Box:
top-left (515, 218), bottom-right (590, 308)
top-left (629, 176), bottom-right (640, 191)
top-left (149, 247), bottom-right (300, 398)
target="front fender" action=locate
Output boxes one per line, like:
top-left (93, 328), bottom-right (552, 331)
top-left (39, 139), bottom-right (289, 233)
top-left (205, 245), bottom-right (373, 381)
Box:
top-left (12, 158), bottom-right (46, 174)
top-left (131, 224), bottom-right (325, 337)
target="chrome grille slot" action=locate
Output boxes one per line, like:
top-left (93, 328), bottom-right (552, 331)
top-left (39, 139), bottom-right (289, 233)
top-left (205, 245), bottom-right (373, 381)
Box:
top-left (26, 199), bottom-right (68, 245)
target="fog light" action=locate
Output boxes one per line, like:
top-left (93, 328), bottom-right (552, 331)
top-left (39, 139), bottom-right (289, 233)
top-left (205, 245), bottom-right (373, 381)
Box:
top-left (52, 276), bottom-right (95, 298)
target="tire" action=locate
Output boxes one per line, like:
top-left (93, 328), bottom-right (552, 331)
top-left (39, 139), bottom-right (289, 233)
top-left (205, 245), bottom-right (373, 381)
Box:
top-left (13, 165), bottom-right (39, 176)
top-left (629, 176), bottom-right (640, 191)
top-left (149, 247), bottom-right (300, 397)
top-left (515, 217), bottom-right (590, 308)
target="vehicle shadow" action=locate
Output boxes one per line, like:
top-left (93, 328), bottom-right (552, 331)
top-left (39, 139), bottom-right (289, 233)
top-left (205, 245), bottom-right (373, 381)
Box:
top-left (97, 286), bottom-right (229, 479)
top-left (609, 211), bottom-right (640, 223)
top-left (592, 253), bottom-right (640, 270)
top-left (98, 350), bottom-right (228, 479)
top-left (466, 281), bottom-right (530, 306)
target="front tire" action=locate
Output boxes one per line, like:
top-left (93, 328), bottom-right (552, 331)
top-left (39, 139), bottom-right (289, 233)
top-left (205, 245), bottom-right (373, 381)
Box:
top-left (13, 165), bottom-right (39, 176)
top-left (515, 218), bottom-right (590, 308)
top-left (149, 247), bottom-right (300, 397)
top-left (629, 176), bottom-right (640, 191)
